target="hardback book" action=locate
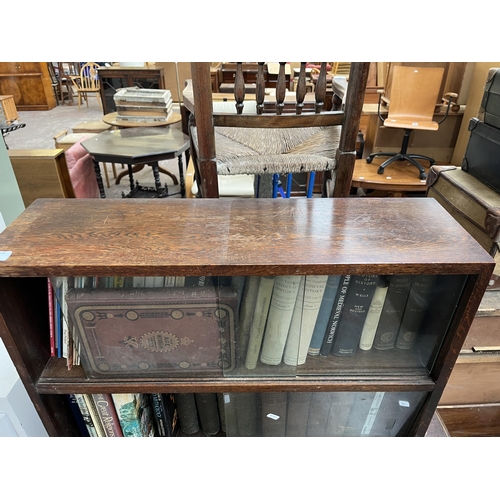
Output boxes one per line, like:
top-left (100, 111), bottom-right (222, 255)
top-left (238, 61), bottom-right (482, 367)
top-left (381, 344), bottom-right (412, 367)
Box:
top-left (244, 276), bottom-right (275, 369)
top-left (261, 392), bottom-right (287, 437)
top-left (150, 393), bottom-right (179, 437)
top-left (221, 393), bottom-right (238, 436)
top-left (395, 275), bottom-right (436, 350)
top-left (194, 393), bottom-right (220, 436)
top-left (216, 393), bottom-right (227, 434)
top-left (91, 394), bottom-right (124, 437)
top-left (83, 394), bottom-right (106, 437)
top-left (260, 276), bottom-right (302, 365)
top-left (114, 276), bottom-right (125, 288)
top-left (331, 275), bottom-right (379, 356)
top-left (164, 277), bottom-right (176, 287)
top-left (319, 275), bottom-right (351, 356)
top-left (324, 392), bottom-right (355, 437)
top-left (132, 277), bottom-right (146, 287)
top-left (175, 393), bottom-right (200, 435)
top-left (305, 392), bottom-right (334, 437)
top-left (343, 392), bottom-right (384, 437)
top-left (65, 285), bottom-right (238, 377)
top-left (138, 396), bottom-right (156, 437)
top-left (308, 275), bottom-right (342, 356)
top-left (236, 276), bottom-right (260, 366)
top-left (48, 278), bottom-right (56, 357)
top-left (66, 394), bottom-right (90, 437)
top-left (285, 392), bottom-right (312, 437)
top-left (373, 275), bottom-right (413, 351)
top-left (74, 394), bottom-right (98, 437)
top-left (233, 392), bottom-right (260, 436)
top-left (283, 275), bottom-right (328, 366)
top-left (358, 276), bottom-right (389, 351)
top-left (111, 393), bottom-right (143, 437)
top-left (144, 277), bottom-right (165, 287)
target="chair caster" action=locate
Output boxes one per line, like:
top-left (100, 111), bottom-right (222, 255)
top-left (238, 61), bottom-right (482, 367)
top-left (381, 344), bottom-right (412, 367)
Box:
top-left (366, 156), bottom-right (373, 164)
top-left (377, 167), bottom-right (384, 175)
top-left (419, 172), bottom-right (427, 180)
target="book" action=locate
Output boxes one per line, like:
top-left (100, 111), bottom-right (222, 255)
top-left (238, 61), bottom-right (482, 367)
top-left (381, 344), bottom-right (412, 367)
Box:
top-left (285, 392), bottom-right (312, 436)
top-left (319, 275), bottom-right (351, 356)
top-left (234, 392), bottom-right (260, 436)
top-left (236, 276), bottom-right (260, 366)
top-left (138, 395), bottom-right (156, 437)
top-left (216, 393), bottom-right (226, 434)
top-left (65, 285), bottom-right (238, 377)
top-left (373, 275), bottom-right (413, 351)
top-left (358, 276), bottom-right (389, 351)
top-left (66, 394), bottom-right (90, 437)
top-left (283, 275), bottom-right (329, 366)
top-left (74, 394), bottom-right (98, 437)
top-left (83, 394), bottom-right (106, 437)
top-left (48, 278), bottom-right (55, 357)
top-left (244, 276), bottom-right (275, 369)
top-left (308, 275), bottom-right (342, 356)
top-left (324, 392), bottom-right (355, 436)
top-left (395, 275), bottom-right (436, 350)
top-left (220, 393), bottom-right (238, 436)
top-left (132, 277), bottom-right (146, 287)
top-left (175, 393), bottom-right (200, 434)
top-left (111, 393), bottom-right (143, 437)
top-left (305, 392), bottom-right (333, 437)
top-left (55, 279), bottom-right (62, 358)
top-left (261, 392), bottom-right (287, 437)
top-left (194, 393), bottom-right (220, 436)
top-left (343, 392), bottom-right (384, 437)
top-left (91, 394), bottom-right (124, 437)
top-left (150, 393), bottom-right (179, 437)
top-left (259, 275), bottom-right (302, 365)
top-left (331, 275), bottom-right (379, 356)
top-left (144, 276), bottom-right (165, 287)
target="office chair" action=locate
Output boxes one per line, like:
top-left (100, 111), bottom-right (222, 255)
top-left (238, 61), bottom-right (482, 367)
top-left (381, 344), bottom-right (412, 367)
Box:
top-left (366, 66), bottom-right (457, 180)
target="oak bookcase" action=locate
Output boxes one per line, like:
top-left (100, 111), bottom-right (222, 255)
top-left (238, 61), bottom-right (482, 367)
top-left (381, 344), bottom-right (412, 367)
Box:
top-left (0, 197), bottom-right (494, 437)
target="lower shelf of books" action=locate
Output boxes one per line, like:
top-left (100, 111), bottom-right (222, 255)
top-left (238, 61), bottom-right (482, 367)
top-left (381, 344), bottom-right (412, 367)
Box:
top-left (67, 390), bottom-right (429, 437)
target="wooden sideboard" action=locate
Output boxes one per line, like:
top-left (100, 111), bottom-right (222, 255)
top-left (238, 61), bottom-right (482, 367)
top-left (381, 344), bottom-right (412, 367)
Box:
top-left (97, 65), bottom-right (166, 115)
top-left (0, 63), bottom-right (56, 111)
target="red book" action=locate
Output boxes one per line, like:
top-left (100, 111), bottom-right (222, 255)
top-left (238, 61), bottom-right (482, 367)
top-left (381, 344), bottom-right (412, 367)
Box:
top-left (91, 394), bottom-right (124, 437)
top-left (65, 285), bottom-right (238, 378)
top-left (47, 278), bottom-right (55, 357)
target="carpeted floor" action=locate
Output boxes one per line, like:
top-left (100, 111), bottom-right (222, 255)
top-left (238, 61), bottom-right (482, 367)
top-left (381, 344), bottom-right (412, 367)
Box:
top-left (5, 101), bottom-right (184, 199)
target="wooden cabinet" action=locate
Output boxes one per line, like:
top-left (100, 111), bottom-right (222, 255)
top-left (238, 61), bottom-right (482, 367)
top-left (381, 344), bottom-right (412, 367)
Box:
top-left (0, 63), bottom-right (56, 111)
top-left (97, 65), bottom-right (165, 115)
top-left (0, 197), bottom-right (493, 437)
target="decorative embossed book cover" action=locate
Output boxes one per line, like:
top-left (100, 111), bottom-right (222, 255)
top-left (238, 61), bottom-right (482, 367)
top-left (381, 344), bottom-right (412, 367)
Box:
top-left (65, 285), bottom-right (237, 378)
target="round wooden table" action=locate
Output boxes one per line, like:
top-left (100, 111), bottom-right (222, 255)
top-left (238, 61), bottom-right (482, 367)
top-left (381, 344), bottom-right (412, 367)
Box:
top-left (102, 111), bottom-right (182, 128)
top-left (351, 157), bottom-right (429, 196)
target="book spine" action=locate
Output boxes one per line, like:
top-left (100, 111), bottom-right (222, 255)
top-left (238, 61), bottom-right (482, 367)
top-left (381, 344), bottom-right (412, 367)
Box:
top-left (175, 276), bottom-right (185, 286)
top-left (373, 275), bottom-right (413, 350)
top-left (359, 276), bottom-right (389, 350)
top-left (47, 278), bottom-right (55, 357)
top-left (113, 276), bottom-right (125, 288)
top-left (360, 392), bottom-right (385, 436)
top-left (395, 275), bottom-right (436, 349)
top-left (234, 392), bottom-right (260, 436)
top-left (164, 277), bottom-right (176, 287)
top-left (83, 394), bottom-right (106, 437)
top-left (331, 274), bottom-right (379, 357)
top-left (91, 394), bottom-right (124, 437)
top-left (111, 394), bottom-right (142, 437)
top-left (260, 275), bottom-right (302, 365)
top-left (137, 394), bottom-right (156, 436)
top-left (145, 277), bottom-right (165, 287)
top-left (66, 394), bottom-right (90, 437)
top-left (194, 393), bottom-right (220, 436)
top-left (236, 277), bottom-right (260, 366)
top-left (74, 394), bottom-right (98, 437)
top-left (285, 392), bottom-right (312, 436)
top-left (55, 281), bottom-right (62, 358)
top-left (216, 393), bottom-right (226, 434)
top-left (305, 392), bottom-right (333, 437)
top-left (132, 277), bottom-right (145, 287)
top-left (325, 392), bottom-right (355, 437)
top-left (319, 275), bottom-right (351, 356)
top-left (261, 392), bottom-right (287, 437)
top-left (149, 393), bottom-right (168, 437)
top-left (174, 393), bottom-right (200, 434)
top-left (284, 275), bottom-right (328, 366)
top-left (244, 276), bottom-right (275, 369)
top-left (308, 275), bottom-right (341, 356)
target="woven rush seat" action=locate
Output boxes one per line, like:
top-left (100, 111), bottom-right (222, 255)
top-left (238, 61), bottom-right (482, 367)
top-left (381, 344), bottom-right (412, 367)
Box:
top-left (191, 125), bottom-right (341, 176)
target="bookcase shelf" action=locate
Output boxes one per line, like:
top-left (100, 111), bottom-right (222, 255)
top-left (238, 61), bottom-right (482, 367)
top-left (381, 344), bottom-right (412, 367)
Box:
top-left (0, 197), bottom-right (494, 437)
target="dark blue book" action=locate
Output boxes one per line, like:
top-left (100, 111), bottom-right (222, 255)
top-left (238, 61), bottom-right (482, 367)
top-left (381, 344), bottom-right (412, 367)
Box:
top-left (66, 394), bottom-right (90, 437)
top-left (308, 275), bottom-right (342, 356)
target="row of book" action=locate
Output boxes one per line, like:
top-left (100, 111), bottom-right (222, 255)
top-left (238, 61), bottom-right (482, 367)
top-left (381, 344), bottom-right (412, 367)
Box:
top-left (114, 87), bottom-right (173, 124)
top-left (236, 273), bottom-right (466, 368)
top-left (68, 393), bottom-right (178, 437)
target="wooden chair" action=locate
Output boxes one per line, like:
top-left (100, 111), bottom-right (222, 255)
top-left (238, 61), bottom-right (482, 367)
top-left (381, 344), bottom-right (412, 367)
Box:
top-left (183, 62), bottom-right (370, 198)
top-left (71, 62), bottom-right (102, 111)
top-left (365, 66), bottom-right (458, 180)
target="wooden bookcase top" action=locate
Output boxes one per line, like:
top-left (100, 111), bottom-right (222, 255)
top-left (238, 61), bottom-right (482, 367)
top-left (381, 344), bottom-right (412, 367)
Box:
top-left (0, 198), bottom-right (494, 278)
